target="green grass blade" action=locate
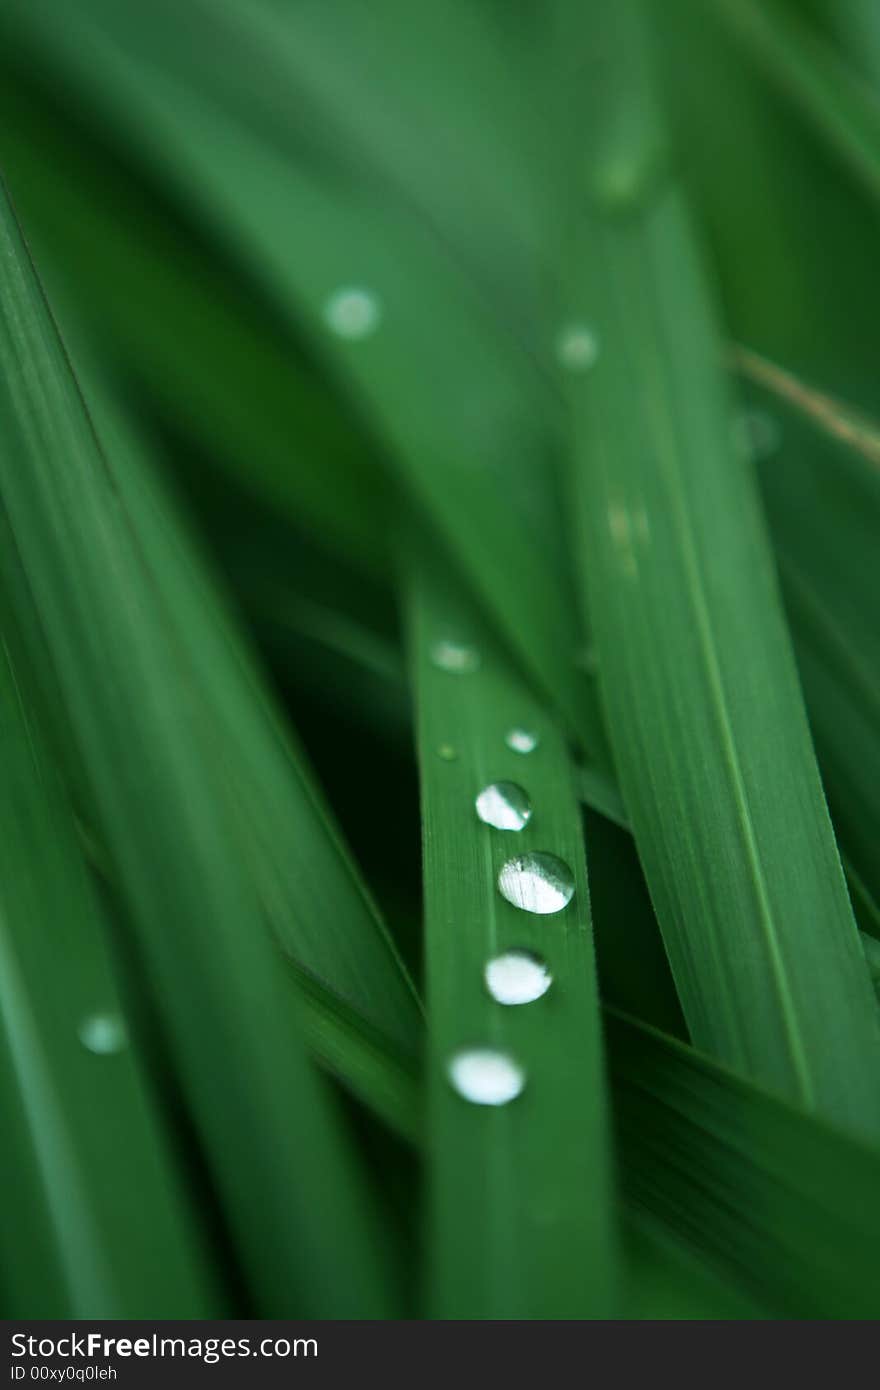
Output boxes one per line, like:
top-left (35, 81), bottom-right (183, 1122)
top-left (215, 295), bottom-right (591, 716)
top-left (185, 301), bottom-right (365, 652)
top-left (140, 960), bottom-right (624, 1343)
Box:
top-left (581, 758), bottom-right (880, 972)
top-left (0, 184), bottom-right (401, 1316)
top-left (293, 968), bottom-right (422, 1146)
top-left (655, 14), bottom-right (880, 942)
top-left (0, 610), bottom-right (220, 1318)
top-left (610, 1009), bottom-right (880, 1318)
top-left (409, 559), bottom-right (618, 1318)
top-left (623, 1218), bottom-right (765, 1319)
top-left (746, 387), bottom-right (880, 926)
top-left (710, 0), bottom-right (880, 204)
top-left (567, 0), bottom-right (880, 1135)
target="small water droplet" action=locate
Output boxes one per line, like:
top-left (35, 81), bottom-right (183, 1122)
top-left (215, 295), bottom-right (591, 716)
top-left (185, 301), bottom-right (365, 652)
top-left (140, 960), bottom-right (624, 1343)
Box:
top-left (607, 500), bottom-right (639, 579)
top-left (732, 409), bottom-right (781, 462)
top-left (323, 286), bottom-right (381, 340)
top-left (556, 323), bottom-right (599, 372)
top-left (78, 1013), bottom-right (127, 1056)
top-left (505, 728), bottom-right (539, 755)
top-left (592, 139), bottom-right (671, 216)
top-left (497, 852), bottom-right (575, 915)
top-left (447, 1047), bottom-right (525, 1105)
top-left (485, 950), bottom-right (552, 1005)
top-left (430, 639), bottom-right (481, 674)
top-left (475, 781), bottom-right (532, 832)
top-left (437, 743), bottom-right (459, 762)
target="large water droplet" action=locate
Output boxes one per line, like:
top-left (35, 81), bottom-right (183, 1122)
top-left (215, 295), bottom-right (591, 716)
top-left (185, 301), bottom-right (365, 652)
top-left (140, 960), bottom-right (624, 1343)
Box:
top-left (78, 1013), bottom-right (127, 1056)
top-left (485, 950), bottom-right (552, 1005)
top-left (323, 286), bottom-right (381, 340)
top-left (556, 323), bottom-right (599, 372)
top-left (497, 852), bottom-right (575, 915)
top-left (447, 1047), bottom-right (525, 1105)
top-left (475, 781), bottom-right (532, 832)
top-left (430, 639), bottom-right (481, 674)
top-left (505, 728), bottom-right (539, 755)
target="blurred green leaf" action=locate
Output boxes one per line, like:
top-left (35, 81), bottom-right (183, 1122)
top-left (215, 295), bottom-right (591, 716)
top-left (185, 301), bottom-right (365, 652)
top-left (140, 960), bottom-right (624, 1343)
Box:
top-left (0, 186), bottom-right (405, 1316)
top-left (0, 599), bottom-right (220, 1318)
top-left (567, 0), bottom-right (880, 1135)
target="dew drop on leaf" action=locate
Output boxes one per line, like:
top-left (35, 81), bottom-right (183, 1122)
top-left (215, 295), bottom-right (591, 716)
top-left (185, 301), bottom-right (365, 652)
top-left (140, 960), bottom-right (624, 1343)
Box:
top-left (555, 323), bottom-right (599, 372)
top-left (475, 781), bottom-right (532, 831)
top-left (323, 286), bottom-right (381, 340)
top-left (497, 852), bottom-right (575, 914)
top-left (78, 1013), bottom-right (127, 1056)
top-left (430, 639), bottom-right (481, 674)
top-left (485, 950), bottom-right (552, 1005)
top-left (447, 1047), bottom-right (526, 1105)
top-left (505, 728), bottom-right (539, 754)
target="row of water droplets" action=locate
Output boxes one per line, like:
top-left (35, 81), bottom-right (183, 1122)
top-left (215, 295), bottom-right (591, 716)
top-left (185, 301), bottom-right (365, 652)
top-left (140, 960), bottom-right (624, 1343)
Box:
top-left (324, 286), bottom-right (601, 378)
top-left (322, 288), bottom-right (780, 462)
top-left (430, 638), bottom-right (575, 1108)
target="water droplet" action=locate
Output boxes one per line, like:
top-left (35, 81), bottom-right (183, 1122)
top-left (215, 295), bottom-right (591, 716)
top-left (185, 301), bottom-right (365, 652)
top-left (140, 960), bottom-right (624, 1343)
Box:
top-left (607, 500), bottom-right (639, 579)
top-left (505, 728), bottom-right (539, 755)
top-left (78, 1013), bottom-right (127, 1056)
top-left (437, 743), bottom-right (459, 762)
top-left (556, 323), bottom-right (599, 372)
top-left (732, 408), bottom-right (781, 462)
top-left (323, 286), bottom-right (381, 340)
top-left (592, 139), bottom-right (671, 216)
top-left (430, 639), bottom-right (481, 674)
top-left (475, 781), bottom-right (532, 831)
top-left (497, 852), bottom-right (575, 915)
top-left (447, 1047), bottom-right (525, 1105)
top-left (485, 950), bottom-right (552, 1005)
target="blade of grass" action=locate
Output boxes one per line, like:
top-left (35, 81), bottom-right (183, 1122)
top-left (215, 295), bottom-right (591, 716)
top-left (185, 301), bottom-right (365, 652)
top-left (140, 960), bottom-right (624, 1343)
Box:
top-left (579, 761), bottom-right (880, 962)
top-left (293, 968), bottom-right (422, 1147)
top-left (623, 1217), bottom-right (765, 1319)
top-left (609, 1008), bottom-right (880, 1319)
top-left (775, 551), bottom-right (880, 930)
top-left (655, 12), bottom-right (880, 940)
top-left (0, 605), bottom-right (220, 1318)
top-left (0, 184), bottom-right (402, 1316)
top-left (709, 0), bottom-right (880, 206)
top-left (409, 556), bottom-right (618, 1318)
top-left (738, 375), bottom-right (880, 931)
top-left (567, 0), bottom-right (880, 1135)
